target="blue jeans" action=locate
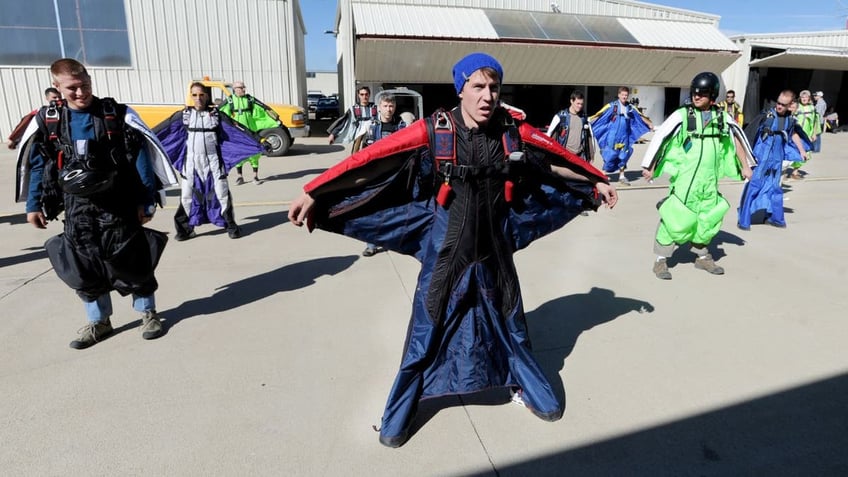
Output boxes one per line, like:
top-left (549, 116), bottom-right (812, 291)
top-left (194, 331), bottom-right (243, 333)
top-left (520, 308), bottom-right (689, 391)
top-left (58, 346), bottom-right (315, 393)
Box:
top-left (83, 294), bottom-right (155, 323)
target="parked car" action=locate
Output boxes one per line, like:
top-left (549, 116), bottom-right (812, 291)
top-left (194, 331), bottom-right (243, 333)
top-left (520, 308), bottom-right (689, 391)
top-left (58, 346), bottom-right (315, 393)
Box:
top-left (307, 92), bottom-right (324, 112)
top-left (314, 97), bottom-right (340, 120)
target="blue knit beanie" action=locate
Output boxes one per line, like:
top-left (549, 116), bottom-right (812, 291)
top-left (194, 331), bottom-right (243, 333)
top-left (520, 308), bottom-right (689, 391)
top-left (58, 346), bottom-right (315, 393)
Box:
top-left (452, 52), bottom-right (503, 94)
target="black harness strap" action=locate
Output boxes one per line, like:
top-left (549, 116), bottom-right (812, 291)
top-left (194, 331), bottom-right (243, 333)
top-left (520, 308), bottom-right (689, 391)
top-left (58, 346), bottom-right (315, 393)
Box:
top-left (353, 104), bottom-right (378, 120)
top-left (686, 105), bottom-right (725, 139)
top-left (32, 97), bottom-right (131, 219)
top-left (425, 110), bottom-right (524, 207)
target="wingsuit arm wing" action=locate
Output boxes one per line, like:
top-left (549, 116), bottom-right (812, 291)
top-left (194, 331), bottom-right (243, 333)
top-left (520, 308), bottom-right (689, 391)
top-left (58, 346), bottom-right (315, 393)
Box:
top-left (728, 120), bottom-right (756, 168)
top-left (545, 114), bottom-right (561, 137)
top-left (152, 110), bottom-right (189, 173)
top-left (743, 112), bottom-right (767, 148)
top-left (14, 114), bottom-right (44, 204)
top-left (587, 103), bottom-right (615, 145)
top-left (628, 107), bottom-right (652, 142)
top-left (217, 114), bottom-right (265, 172)
top-left (328, 108), bottom-right (356, 141)
top-left (519, 123), bottom-right (608, 183)
top-left (305, 120), bottom-right (430, 198)
top-left (588, 103), bottom-right (611, 122)
top-left (218, 100), bottom-right (232, 116)
top-left (300, 120), bottom-right (433, 259)
top-left (250, 96), bottom-right (282, 125)
top-left (126, 107), bottom-right (180, 206)
top-left (790, 120), bottom-right (813, 150)
top-left (640, 112), bottom-right (683, 173)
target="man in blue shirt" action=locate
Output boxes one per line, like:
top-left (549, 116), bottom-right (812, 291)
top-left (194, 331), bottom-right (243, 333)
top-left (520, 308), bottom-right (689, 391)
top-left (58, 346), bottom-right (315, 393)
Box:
top-left (18, 58), bottom-right (177, 349)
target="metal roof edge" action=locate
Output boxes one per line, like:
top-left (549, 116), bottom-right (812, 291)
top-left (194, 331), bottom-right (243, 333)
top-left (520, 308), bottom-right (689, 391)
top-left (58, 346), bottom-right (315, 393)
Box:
top-left (730, 30), bottom-right (848, 40)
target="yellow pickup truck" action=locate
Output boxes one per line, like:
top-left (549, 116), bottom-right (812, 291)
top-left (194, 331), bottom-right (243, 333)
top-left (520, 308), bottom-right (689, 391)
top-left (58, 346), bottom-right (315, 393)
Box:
top-left (130, 79), bottom-right (309, 156)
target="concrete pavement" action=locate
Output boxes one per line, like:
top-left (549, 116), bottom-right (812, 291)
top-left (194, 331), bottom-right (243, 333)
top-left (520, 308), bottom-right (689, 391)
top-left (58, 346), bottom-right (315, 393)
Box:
top-left (2, 130), bottom-right (847, 476)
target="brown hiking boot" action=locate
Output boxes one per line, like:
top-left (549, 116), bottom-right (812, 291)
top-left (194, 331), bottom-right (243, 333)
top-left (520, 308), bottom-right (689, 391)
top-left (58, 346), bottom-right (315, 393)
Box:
top-left (653, 258), bottom-right (672, 280)
top-left (695, 254), bottom-right (724, 275)
top-left (140, 310), bottom-right (164, 340)
top-left (70, 319), bottom-right (114, 349)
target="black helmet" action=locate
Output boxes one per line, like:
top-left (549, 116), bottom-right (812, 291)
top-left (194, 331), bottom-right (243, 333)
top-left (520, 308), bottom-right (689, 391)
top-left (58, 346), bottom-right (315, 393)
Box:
top-left (691, 72), bottom-right (721, 101)
top-left (60, 167), bottom-right (116, 197)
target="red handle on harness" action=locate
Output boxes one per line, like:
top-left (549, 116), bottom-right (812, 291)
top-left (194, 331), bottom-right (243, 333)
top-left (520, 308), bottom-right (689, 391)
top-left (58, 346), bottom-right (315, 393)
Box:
top-left (436, 182), bottom-right (452, 207)
top-left (504, 181), bottom-right (514, 203)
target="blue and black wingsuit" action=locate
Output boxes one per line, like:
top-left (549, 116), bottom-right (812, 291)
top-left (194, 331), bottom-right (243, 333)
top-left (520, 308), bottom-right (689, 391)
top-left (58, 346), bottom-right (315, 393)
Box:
top-left (303, 106), bottom-right (609, 447)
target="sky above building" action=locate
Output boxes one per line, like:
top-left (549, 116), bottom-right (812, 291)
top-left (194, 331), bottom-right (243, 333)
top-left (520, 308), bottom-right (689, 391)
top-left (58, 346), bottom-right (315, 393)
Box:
top-left (302, 0), bottom-right (848, 71)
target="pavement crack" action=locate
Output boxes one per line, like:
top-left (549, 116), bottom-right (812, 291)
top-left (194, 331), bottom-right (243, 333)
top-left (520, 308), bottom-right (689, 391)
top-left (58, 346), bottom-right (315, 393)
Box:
top-left (387, 253), bottom-right (414, 305)
top-left (459, 395), bottom-right (500, 477)
top-left (0, 268), bottom-right (52, 301)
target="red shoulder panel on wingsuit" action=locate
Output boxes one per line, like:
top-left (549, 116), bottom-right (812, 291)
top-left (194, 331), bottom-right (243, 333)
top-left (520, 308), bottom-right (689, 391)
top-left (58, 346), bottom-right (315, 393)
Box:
top-left (304, 119), bottom-right (430, 194)
top-left (518, 122), bottom-right (608, 183)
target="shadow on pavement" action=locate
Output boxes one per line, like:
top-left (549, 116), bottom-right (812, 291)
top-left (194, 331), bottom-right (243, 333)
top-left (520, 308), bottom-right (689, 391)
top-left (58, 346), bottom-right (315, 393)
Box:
top-left (0, 248), bottom-right (48, 268)
top-left (528, 287), bottom-right (654, 404)
top-left (261, 168), bottom-right (328, 183)
top-left (161, 255), bottom-right (359, 328)
top-left (665, 230), bottom-right (746, 264)
top-left (238, 210), bottom-right (289, 235)
top-left (0, 212), bottom-right (28, 226)
top-left (286, 144), bottom-right (347, 155)
top-left (468, 372), bottom-right (848, 476)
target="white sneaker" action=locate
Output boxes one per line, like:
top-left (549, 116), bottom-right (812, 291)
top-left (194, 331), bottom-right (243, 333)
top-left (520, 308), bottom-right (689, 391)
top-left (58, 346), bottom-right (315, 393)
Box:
top-left (510, 389), bottom-right (526, 407)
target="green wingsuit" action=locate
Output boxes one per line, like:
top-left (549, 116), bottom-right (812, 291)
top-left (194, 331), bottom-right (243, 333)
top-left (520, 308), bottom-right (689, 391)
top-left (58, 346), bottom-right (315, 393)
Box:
top-left (642, 106), bottom-right (750, 247)
top-left (219, 95), bottom-right (279, 168)
top-left (794, 103), bottom-right (820, 163)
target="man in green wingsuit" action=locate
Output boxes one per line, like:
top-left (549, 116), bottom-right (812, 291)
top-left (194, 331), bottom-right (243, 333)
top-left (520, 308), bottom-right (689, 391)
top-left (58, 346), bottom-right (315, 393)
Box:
top-left (641, 72), bottom-right (755, 280)
top-left (219, 80), bottom-right (279, 185)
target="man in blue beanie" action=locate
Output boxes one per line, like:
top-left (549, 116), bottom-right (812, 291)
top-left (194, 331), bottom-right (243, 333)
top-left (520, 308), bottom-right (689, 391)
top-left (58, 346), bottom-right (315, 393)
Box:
top-left (289, 52), bottom-right (617, 447)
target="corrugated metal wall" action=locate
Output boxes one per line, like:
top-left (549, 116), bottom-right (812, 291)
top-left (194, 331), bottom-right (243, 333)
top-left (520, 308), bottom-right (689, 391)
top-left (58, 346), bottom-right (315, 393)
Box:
top-left (349, 0), bottom-right (719, 24)
top-left (0, 0), bottom-right (305, 139)
top-left (0, 68), bottom-right (52, 139)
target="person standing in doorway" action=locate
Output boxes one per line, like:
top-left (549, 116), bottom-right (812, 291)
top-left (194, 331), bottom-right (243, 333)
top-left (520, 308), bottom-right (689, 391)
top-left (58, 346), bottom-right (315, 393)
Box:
top-left (717, 89), bottom-right (743, 125)
top-left (546, 90), bottom-right (597, 163)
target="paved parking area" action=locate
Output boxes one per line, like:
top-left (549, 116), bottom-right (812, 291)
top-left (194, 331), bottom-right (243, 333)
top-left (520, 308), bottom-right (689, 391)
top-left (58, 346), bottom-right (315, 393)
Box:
top-left (2, 129), bottom-right (847, 475)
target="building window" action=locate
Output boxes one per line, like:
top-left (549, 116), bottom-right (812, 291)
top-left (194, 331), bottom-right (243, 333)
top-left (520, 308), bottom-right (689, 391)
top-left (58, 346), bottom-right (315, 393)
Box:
top-left (306, 72), bottom-right (316, 78)
top-left (0, 0), bottom-right (131, 66)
